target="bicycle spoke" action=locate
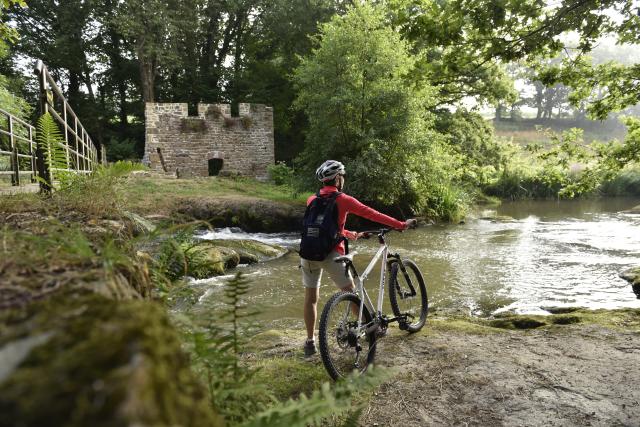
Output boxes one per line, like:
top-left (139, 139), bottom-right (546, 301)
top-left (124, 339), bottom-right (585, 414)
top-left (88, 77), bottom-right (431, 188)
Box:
top-left (324, 298), bottom-right (370, 377)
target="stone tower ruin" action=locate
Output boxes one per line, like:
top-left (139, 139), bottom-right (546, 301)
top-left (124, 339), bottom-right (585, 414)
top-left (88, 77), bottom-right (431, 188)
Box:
top-left (143, 103), bottom-right (274, 180)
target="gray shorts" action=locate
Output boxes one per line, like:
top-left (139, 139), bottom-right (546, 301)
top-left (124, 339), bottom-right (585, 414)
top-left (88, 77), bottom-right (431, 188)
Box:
top-left (300, 251), bottom-right (354, 289)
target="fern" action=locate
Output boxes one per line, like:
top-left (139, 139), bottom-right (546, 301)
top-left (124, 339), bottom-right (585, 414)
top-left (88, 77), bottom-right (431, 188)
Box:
top-left (242, 368), bottom-right (391, 427)
top-left (183, 272), bottom-right (390, 427)
top-left (36, 112), bottom-right (70, 188)
top-left (187, 272), bottom-right (270, 424)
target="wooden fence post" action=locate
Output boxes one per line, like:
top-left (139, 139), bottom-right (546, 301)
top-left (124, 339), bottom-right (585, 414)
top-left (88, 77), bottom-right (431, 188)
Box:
top-left (9, 115), bottom-right (19, 186)
top-left (34, 60), bottom-right (51, 193)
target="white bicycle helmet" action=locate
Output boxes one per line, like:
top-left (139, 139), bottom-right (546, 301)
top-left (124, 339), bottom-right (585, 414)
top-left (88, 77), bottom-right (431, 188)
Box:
top-left (315, 160), bottom-right (345, 182)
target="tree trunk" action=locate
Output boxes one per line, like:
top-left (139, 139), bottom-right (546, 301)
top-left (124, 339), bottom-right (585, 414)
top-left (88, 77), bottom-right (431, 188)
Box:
top-left (68, 72), bottom-right (81, 107)
top-left (139, 54), bottom-right (155, 102)
top-left (534, 82), bottom-right (544, 119)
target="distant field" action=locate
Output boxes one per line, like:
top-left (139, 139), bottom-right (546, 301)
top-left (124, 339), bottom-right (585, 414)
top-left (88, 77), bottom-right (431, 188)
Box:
top-left (493, 118), bottom-right (629, 146)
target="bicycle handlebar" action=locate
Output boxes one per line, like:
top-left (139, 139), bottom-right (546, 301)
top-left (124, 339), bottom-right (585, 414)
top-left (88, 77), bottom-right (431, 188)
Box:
top-left (358, 219), bottom-right (419, 240)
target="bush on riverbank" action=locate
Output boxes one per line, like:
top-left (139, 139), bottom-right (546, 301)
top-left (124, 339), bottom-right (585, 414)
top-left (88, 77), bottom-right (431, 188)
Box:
top-left (599, 166), bottom-right (640, 196)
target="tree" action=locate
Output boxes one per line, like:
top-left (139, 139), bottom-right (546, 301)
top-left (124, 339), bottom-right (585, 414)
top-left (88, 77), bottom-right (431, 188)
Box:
top-left (238, 0), bottom-right (348, 161)
top-left (0, 0), bottom-right (30, 119)
top-left (294, 3), bottom-right (449, 208)
top-left (114, 0), bottom-right (198, 103)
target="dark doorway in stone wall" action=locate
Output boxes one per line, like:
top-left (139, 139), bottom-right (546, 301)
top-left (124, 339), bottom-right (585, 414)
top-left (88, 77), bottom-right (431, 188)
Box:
top-left (208, 158), bottom-right (224, 176)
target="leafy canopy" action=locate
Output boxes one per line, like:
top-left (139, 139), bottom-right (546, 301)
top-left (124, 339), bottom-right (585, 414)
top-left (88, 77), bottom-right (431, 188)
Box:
top-left (294, 3), bottom-right (445, 207)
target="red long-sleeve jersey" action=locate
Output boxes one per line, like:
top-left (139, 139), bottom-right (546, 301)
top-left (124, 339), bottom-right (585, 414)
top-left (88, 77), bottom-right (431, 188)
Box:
top-left (306, 185), bottom-right (408, 255)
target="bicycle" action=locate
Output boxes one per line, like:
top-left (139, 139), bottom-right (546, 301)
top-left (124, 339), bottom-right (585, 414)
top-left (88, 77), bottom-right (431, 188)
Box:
top-left (318, 227), bottom-right (428, 380)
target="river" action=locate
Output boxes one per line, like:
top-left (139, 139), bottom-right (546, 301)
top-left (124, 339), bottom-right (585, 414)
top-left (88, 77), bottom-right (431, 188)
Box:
top-left (190, 197), bottom-right (640, 327)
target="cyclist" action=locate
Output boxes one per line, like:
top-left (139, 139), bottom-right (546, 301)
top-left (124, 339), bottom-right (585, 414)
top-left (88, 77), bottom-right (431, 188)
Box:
top-left (301, 160), bottom-right (416, 356)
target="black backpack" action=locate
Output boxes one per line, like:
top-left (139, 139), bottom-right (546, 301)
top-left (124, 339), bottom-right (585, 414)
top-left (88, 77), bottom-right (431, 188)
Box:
top-left (299, 191), bottom-right (346, 261)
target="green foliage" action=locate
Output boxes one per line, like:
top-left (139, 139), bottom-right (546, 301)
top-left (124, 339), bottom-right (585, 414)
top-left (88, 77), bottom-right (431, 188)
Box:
top-left (152, 229), bottom-right (214, 285)
top-left (187, 272), bottom-right (270, 424)
top-left (599, 166), bottom-right (640, 197)
top-left (422, 183), bottom-right (470, 223)
top-left (36, 112), bottom-right (70, 188)
top-left (486, 117), bottom-right (640, 199)
top-left (242, 368), bottom-right (390, 427)
top-left (434, 110), bottom-right (505, 186)
top-left (267, 161), bottom-right (294, 186)
top-left (294, 4), bottom-right (447, 210)
top-left (0, 0), bottom-right (24, 45)
top-left (51, 161), bottom-right (145, 217)
top-left (0, 76), bottom-right (31, 120)
top-left (106, 138), bottom-right (139, 162)
top-left (0, 154), bottom-right (9, 171)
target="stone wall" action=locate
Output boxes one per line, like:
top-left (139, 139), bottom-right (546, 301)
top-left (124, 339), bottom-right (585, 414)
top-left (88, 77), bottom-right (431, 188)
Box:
top-left (143, 103), bottom-right (274, 180)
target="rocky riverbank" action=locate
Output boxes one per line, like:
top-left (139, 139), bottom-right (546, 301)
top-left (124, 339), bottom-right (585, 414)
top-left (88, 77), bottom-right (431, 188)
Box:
top-left (248, 308), bottom-right (640, 426)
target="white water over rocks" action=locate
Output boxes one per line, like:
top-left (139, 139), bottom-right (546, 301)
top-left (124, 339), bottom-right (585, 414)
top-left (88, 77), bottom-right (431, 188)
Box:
top-left (197, 227), bottom-right (299, 248)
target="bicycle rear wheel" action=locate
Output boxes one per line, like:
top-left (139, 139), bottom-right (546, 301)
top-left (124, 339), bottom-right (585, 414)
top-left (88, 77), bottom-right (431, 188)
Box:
top-left (318, 291), bottom-right (377, 380)
top-left (388, 259), bottom-right (428, 332)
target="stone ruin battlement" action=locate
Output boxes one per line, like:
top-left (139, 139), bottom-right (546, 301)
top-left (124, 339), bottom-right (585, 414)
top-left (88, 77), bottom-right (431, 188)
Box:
top-left (143, 102), bottom-right (274, 180)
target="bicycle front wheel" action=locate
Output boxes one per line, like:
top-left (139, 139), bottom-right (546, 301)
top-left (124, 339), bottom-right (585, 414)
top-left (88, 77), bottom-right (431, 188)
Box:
top-left (318, 291), bottom-right (377, 380)
top-left (388, 259), bottom-right (428, 332)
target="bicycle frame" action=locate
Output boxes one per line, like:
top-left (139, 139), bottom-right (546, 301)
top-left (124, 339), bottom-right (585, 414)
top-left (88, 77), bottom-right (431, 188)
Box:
top-left (347, 234), bottom-right (403, 335)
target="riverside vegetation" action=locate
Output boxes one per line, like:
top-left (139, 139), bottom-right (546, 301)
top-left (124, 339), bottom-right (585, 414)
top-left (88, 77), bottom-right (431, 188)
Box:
top-left (0, 162), bottom-right (392, 426)
top-left (2, 162), bottom-right (640, 426)
top-left (2, 1), bottom-right (640, 425)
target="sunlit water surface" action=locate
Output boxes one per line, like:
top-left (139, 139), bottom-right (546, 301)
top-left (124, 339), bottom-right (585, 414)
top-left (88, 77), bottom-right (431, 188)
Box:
top-left (191, 198), bottom-right (640, 326)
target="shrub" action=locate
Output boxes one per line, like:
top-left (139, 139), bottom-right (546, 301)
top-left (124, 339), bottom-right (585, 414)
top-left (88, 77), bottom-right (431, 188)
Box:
top-left (422, 183), bottom-right (470, 222)
top-left (599, 166), bottom-right (640, 196)
top-left (267, 161), bottom-right (294, 186)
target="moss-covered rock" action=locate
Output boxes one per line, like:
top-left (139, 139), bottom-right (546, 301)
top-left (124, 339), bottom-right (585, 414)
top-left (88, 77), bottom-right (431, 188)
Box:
top-left (0, 290), bottom-right (222, 427)
top-left (488, 316), bottom-right (547, 330)
top-left (206, 239), bottom-right (287, 262)
top-left (175, 197), bottom-right (305, 232)
top-left (620, 267), bottom-right (640, 298)
top-left (187, 243), bottom-right (241, 278)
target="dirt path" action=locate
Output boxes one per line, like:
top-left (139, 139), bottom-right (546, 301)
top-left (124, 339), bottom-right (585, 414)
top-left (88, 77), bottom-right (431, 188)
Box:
top-left (360, 324), bottom-right (640, 427)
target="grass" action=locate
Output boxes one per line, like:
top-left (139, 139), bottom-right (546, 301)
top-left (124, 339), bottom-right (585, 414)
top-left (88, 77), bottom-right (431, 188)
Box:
top-left (250, 358), bottom-right (327, 401)
top-left (122, 176), bottom-right (306, 215)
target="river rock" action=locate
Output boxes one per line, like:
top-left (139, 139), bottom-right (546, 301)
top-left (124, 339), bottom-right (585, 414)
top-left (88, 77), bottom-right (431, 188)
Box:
top-left (193, 243), bottom-right (241, 278)
top-left (206, 239), bottom-right (288, 262)
top-left (479, 215), bottom-right (517, 223)
top-left (620, 267), bottom-right (640, 298)
top-left (621, 204), bottom-right (640, 214)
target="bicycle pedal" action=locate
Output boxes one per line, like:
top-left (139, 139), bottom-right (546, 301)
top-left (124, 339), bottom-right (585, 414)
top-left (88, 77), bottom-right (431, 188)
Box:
top-left (398, 322), bottom-right (409, 331)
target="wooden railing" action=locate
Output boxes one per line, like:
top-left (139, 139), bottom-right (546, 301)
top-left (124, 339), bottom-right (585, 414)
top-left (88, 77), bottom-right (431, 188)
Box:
top-left (0, 109), bottom-right (36, 186)
top-left (34, 60), bottom-right (105, 188)
top-left (0, 61), bottom-right (107, 191)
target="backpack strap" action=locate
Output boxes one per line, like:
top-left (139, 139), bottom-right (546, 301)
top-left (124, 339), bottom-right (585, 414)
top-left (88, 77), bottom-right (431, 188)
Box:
top-left (324, 192), bottom-right (349, 254)
top-left (319, 191), bottom-right (341, 220)
top-left (313, 191), bottom-right (348, 253)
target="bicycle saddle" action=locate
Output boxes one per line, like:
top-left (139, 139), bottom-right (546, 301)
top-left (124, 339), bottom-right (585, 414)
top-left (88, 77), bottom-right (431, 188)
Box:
top-left (333, 252), bottom-right (357, 263)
